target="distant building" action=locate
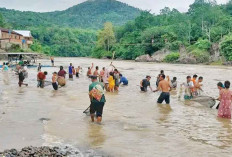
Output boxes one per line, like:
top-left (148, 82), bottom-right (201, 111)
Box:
top-left (0, 28), bottom-right (33, 50)
top-left (13, 30), bottom-right (33, 47)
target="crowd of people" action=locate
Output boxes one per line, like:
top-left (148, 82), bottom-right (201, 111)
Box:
top-left (1, 60), bottom-right (232, 123)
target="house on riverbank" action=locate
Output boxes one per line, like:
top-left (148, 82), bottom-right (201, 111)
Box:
top-left (0, 28), bottom-right (33, 50)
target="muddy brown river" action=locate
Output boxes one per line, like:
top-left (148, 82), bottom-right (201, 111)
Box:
top-left (0, 57), bottom-right (232, 157)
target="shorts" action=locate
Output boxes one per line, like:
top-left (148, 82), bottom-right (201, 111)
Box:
top-left (76, 73), bottom-right (79, 78)
top-left (115, 80), bottom-right (119, 87)
top-left (141, 87), bottom-right (147, 92)
top-left (157, 92), bottom-right (170, 104)
top-left (184, 95), bottom-right (193, 100)
top-left (18, 80), bottom-right (23, 87)
top-left (38, 80), bottom-right (44, 88)
top-left (69, 74), bottom-right (73, 78)
top-left (90, 102), bottom-right (105, 117)
top-left (123, 82), bottom-right (128, 85)
top-left (52, 82), bottom-right (58, 90)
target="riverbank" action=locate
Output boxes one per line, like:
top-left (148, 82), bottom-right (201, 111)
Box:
top-left (0, 145), bottom-right (106, 157)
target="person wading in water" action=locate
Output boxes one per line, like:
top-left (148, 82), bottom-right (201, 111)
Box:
top-left (140, 76), bottom-right (152, 92)
top-left (89, 75), bottom-right (106, 123)
top-left (154, 74), bottom-right (171, 104)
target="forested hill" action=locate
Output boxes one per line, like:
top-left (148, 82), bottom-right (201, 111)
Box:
top-left (0, 0), bottom-right (141, 29)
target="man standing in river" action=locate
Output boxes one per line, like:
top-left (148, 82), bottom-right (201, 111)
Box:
top-left (89, 75), bottom-right (106, 123)
top-left (154, 74), bottom-right (171, 104)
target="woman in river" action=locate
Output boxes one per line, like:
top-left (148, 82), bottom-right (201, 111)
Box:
top-left (218, 81), bottom-right (232, 119)
top-left (108, 72), bottom-right (115, 92)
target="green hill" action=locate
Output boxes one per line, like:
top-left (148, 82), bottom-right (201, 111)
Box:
top-left (0, 0), bottom-right (141, 29)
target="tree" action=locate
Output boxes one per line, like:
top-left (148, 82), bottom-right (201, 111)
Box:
top-left (0, 13), bottom-right (5, 27)
top-left (97, 22), bottom-right (116, 54)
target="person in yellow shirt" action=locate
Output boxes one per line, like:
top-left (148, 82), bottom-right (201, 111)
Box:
top-left (108, 72), bottom-right (115, 92)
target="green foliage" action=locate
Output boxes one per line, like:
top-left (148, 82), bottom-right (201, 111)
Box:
top-left (164, 52), bottom-right (180, 63)
top-left (30, 27), bottom-right (96, 56)
top-left (7, 44), bottom-right (23, 52)
top-left (220, 34), bottom-right (232, 61)
top-left (194, 39), bottom-right (211, 50)
top-left (190, 49), bottom-right (210, 63)
top-left (0, 13), bottom-right (5, 27)
top-left (0, 0), bottom-right (141, 29)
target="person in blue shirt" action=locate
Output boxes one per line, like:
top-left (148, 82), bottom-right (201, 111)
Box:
top-left (69, 63), bottom-right (73, 79)
top-left (119, 74), bottom-right (128, 85)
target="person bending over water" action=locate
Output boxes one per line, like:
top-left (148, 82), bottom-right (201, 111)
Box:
top-left (218, 81), bottom-right (232, 119)
top-left (52, 72), bottom-right (58, 90)
top-left (140, 76), bottom-right (152, 92)
top-left (154, 74), bottom-right (171, 104)
top-left (89, 75), bottom-right (106, 123)
top-left (37, 71), bottom-right (48, 88)
top-left (170, 77), bottom-right (177, 89)
top-left (119, 74), bottom-right (128, 85)
top-left (18, 67), bottom-right (28, 87)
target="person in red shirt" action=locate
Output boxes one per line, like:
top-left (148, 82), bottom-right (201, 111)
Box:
top-left (58, 66), bottom-right (67, 78)
top-left (37, 71), bottom-right (48, 88)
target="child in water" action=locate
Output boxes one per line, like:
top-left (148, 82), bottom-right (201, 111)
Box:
top-left (108, 72), bottom-right (115, 92)
top-left (52, 72), bottom-right (58, 90)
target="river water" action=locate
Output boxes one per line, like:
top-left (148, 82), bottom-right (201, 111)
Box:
top-left (0, 57), bottom-right (232, 157)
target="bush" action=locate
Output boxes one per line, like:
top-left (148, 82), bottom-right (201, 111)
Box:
top-left (194, 39), bottom-right (211, 50)
top-left (164, 52), bottom-right (180, 63)
top-left (220, 35), bottom-right (232, 61)
top-left (190, 49), bottom-right (210, 63)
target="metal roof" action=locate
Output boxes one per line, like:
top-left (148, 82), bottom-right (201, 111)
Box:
top-left (0, 28), bottom-right (23, 36)
top-left (13, 30), bottom-right (32, 37)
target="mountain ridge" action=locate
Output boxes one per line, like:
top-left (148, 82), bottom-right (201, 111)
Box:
top-left (0, 0), bottom-right (141, 29)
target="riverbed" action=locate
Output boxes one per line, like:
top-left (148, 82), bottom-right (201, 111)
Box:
top-left (0, 57), bottom-right (232, 157)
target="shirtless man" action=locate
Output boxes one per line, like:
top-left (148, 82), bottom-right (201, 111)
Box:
top-left (93, 66), bottom-right (99, 77)
top-left (87, 63), bottom-right (94, 77)
top-left (76, 66), bottom-right (81, 78)
top-left (154, 74), bottom-right (171, 104)
top-left (52, 72), bottom-right (58, 90)
top-left (99, 67), bottom-right (105, 82)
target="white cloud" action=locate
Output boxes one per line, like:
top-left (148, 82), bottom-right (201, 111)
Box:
top-left (0, 0), bottom-right (229, 13)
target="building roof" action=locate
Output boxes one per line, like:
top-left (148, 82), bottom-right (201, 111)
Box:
top-left (0, 28), bottom-right (23, 36)
top-left (13, 30), bottom-right (32, 37)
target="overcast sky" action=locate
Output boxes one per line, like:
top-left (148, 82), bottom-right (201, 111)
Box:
top-left (0, 0), bottom-right (229, 14)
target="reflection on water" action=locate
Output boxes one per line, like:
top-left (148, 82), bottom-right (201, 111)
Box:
top-left (88, 124), bottom-right (106, 148)
top-left (0, 58), bottom-right (232, 156)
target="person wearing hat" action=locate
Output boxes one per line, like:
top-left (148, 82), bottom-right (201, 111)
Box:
top-left (52, 72), bottom-right (58, 90)
top-left (140, 76), bottom-right (152, 92)
top-left (89, 75), bottom-right (106, 123)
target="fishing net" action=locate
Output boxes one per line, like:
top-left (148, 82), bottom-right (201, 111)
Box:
top-left (191, 96), bottom-right (216, 108)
